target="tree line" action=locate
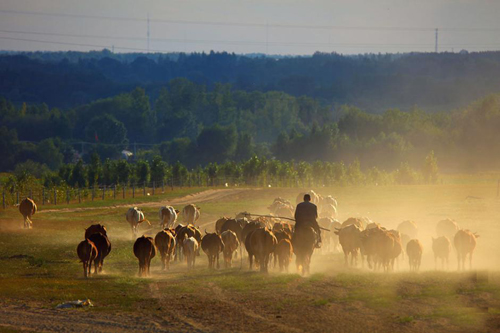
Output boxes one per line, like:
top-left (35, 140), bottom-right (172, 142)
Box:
top-left (3, 50), bottom-right (500, 113)
top-left (2, 80), bottom-right (500, 174)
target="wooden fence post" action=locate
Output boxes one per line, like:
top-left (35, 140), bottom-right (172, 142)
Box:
top-left (54, 188), bottom-right (57, 205)
top-left (66, 189), bottom-right (70, 204)
top-left (102, 186), bottom-right (106, 200)
top-left (42, 188), bottom-right (45, 205)
top-left (113, 185), bottom-right (116, 199)
top-left (162, 180), bottom-right (165, 192)
top-left (143, 182), bottom-right (146, 196)
top-left (132, 184), bottom-right (135, 198)
top-left (153, 181), bottom-right (155, 195)
top-left (123, 184), bottom-right (126, 199)
top-left (78, 188), bottom-right (81, 203)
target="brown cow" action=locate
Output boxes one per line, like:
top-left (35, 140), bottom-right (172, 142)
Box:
top-left (221, 230), bottom-right (239, 268)
top-left (134, 236), bottom-right (156, 277)
top-left (87, 232), bottom-right (111, 274)
top-left (201, 232), bottom-right (225, 269)
top-left (77, 239), bottom-right (98, 278)
top-left (155, 230), bottom-right (176, 270)
top-left (176, 224), bottom-right (202, 259)
top-left (454, 229), bottom-right (479, 271)
top-left (248, 228), bottom-right (277, 273)
top-left (406, 239), bottom-right (423, 272)
top-left (432, 236), bottom-right (452, 270)
top-left (276, 239), bottom-right (293, 272)
top-left (341, 217), bottom-right (365, 230)
top-left (336, 224), bottom-right (363, 267)
top-left (19, 197), bottom-right (37, 229)
top-left (84, 224), bottom-right (107, 239)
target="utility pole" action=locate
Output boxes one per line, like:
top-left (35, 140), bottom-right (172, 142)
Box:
top-left (266, 21), bottom-right (269, 55)
top-left (435, 28), bottom-right (438, 53)
top-left (147, 13), bottom-right (150, 53)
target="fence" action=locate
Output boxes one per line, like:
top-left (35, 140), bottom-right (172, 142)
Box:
top-left (1, 175), bottom-right (312, 209)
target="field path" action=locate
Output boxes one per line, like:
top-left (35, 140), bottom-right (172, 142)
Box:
top-left (38, 188), bottom-right (255, 214)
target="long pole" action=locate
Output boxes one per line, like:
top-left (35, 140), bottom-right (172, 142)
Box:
top-left (242, 213), bottom-right (330, 231)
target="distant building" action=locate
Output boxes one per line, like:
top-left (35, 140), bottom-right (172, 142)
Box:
top-left (122, 150), bottom-right (133, 160)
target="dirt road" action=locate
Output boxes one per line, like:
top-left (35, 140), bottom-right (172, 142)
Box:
top-left (38, 188), bottom-right (255, 214)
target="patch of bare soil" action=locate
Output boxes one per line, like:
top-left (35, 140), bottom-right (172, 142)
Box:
top-left (0, 300), bottom-right (175, 333)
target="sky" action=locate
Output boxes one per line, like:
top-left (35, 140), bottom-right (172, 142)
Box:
top-left (1, 0), bottom-right (500, 55)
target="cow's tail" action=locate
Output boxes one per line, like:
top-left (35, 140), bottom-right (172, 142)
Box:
top-left (138, 219), bottom-right (151, 226)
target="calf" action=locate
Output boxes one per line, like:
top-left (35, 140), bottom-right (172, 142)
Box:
top-left (19, 197), bottom-right (37, 229)
top-left (183, 237), bottom-right (198, 270)
top-left (77, 239), bottom-right (98, 278)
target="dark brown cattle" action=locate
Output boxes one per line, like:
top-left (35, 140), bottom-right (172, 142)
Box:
top-left (77, 239), bottom-right (98, 278)
top-left (84, 224), bottom-right (107, 239)
top-left (87, 232), bottom-right (111, 274)
top-left (292, 226), bottom-right (316, 275)
top-left (242, 220), bottom-right (265, 246)
top-left (201, 232), bottom-right (225, 269)
top-left (134, 236), bottom-right (156, 277)
top-left (221, 219), bottom-right (244, 258)
top-left (19, 197), bottom-right (37, 229)
top-left (276, 239), bottom-right (293, 272)
top-left (248, 228), bottom-right (277, 273)
top-left (155, 230), bottom-right (176, 270)
top-left (245, 229), bottom-right (258, 269)
top-left (221, 230), bottom-right (239, 268)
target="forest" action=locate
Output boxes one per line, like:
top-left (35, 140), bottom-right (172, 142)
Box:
top-left (3, 50), bottom-right (500, 112)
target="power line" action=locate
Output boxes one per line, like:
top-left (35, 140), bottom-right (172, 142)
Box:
top-left (2, 8), bottom-right (500, 32)
top-left (2, 31), bottom-right (499, 51)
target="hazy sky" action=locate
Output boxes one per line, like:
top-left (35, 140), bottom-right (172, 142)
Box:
top-left (1, 0), bottom-right (500, 55)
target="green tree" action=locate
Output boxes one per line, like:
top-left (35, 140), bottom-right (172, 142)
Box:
top-left (70, 160), bottom-right (87, 187)
top-left (150, 155), bottom-right (167, 182)
top-left (136, 160), bottom-right (151, 184)
top-left (87, 152), bottom-right (102, 186)
top-left (84, 114), bottom-right (128, 144)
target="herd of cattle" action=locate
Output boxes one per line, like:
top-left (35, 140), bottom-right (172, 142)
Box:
top-left (16, 191), bottom-right (480, 278)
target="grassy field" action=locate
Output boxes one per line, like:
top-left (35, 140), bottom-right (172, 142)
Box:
top-left (1, 179), bottom-right (500, 332)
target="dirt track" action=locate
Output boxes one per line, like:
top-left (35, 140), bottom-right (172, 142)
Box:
top-left (38, 188), bottom-right (254, 214)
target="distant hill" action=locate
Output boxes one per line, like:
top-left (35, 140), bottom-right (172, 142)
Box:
top-left (1, 50), bottom-right (500, 112)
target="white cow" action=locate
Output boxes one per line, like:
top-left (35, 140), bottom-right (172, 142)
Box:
top-left (126, 207), bottom-right (150, 238)
top-left (182, 204), bottom-right (201, 225)
top-left (183, 236), bottom-right (198, 270)
top-left (159, 206), bottom-right (179, 229)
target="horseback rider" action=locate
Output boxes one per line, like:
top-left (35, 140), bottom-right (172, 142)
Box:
top-left (294, 194), bottom-right (322, 248)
